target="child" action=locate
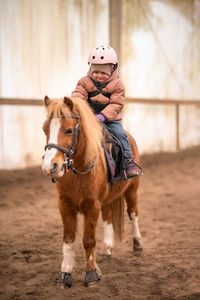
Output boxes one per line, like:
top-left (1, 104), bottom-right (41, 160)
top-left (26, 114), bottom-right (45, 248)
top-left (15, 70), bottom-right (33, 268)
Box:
top-left (71, 45), bottom-right (138, 178)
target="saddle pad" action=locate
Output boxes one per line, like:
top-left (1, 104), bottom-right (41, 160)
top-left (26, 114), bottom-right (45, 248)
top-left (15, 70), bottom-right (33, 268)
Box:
top-left (102, 141), bottom-right (126, 185)
top-left (103, 143), bottom-right (116, 183)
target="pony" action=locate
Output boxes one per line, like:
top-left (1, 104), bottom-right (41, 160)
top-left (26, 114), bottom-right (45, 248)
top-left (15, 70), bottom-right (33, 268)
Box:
top-left (42, 96), bottom-right (143, 287)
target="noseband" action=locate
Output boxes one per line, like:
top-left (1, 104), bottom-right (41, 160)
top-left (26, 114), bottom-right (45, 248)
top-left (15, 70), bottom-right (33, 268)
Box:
top-left (44, 114), bottom-right (94, 179)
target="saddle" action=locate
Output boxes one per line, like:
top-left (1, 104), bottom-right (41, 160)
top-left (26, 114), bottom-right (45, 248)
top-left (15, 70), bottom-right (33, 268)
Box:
top-left (102, 124), bottom-right (128, 184)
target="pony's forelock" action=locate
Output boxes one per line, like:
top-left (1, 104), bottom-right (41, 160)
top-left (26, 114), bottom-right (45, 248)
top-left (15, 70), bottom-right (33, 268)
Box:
top-left (46, 98), bottom-right (71, 119)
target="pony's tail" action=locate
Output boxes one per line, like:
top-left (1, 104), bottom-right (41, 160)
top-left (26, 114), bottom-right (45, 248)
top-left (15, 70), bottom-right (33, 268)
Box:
top-left (112, 196), bottom-right (124, 242)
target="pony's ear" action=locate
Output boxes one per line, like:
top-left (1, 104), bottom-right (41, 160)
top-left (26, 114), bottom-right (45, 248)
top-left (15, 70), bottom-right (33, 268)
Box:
top-left (44, 95), bottom-right (51, 107)
top-left (63, 97), bottom-right (73, 111)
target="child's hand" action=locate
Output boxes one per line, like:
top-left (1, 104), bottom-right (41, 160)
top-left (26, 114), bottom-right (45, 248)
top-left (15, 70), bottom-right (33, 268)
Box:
top-left (96, 114), bottom-right (106, 122)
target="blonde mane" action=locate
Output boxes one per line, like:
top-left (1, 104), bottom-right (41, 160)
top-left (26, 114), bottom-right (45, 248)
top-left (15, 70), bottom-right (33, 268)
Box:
top-left (71, 97), bottom-right (103, 165)
top-left (46, 97), bottom-right (103, 166)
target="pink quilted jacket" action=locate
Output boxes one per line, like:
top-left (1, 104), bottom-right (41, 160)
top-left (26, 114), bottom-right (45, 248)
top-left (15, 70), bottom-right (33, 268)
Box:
top-left (71, 69), bottom-right (125, 121)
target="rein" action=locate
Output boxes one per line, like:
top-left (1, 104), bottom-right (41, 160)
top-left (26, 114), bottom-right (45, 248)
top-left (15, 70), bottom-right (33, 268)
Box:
top-left (44, 114), bottom-right (95, 181)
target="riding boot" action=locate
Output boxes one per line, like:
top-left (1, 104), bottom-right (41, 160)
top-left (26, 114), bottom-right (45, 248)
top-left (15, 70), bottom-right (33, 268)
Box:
top-left (125, 155), bottom-right (139, 178)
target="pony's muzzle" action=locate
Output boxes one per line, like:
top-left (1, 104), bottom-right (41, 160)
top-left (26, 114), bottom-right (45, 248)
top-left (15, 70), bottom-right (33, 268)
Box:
top-left (42, 158), bottom-right (65, 178)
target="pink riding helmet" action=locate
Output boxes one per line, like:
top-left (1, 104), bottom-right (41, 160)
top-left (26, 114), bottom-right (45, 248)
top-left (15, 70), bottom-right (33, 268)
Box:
top-left (88, 45), bottom-right (118, 65)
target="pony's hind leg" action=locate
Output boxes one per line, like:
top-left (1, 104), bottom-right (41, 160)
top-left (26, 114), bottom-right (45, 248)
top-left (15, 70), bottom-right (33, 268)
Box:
top-left (124, 180), bottom-right (143, 251)
top-left (82, 200), bottom-right (101, 286)
top-left (57, 197), bottom-right (77, 288)
top-left (101, 203), bottom-right (114, 256)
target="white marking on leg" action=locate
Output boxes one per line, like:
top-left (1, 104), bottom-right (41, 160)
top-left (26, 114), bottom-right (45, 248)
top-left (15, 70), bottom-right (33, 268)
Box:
top-left (104, 221), bottom-right (114, 255)
top-left (42, 118), bottom-right (60, 172)
top-left (61, 242), bottom-right (74, 273)
top-left (89, 254), bottom-right (93, 261)
top-left (131, 212), bottom-right (141, 239)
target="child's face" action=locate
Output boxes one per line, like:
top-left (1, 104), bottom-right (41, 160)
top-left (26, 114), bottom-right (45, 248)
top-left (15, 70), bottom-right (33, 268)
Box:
top-left (92, 71), bottom-right (110, 83)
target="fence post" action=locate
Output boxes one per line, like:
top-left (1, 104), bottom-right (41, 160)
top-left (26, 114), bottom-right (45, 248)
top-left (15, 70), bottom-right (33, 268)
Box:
top-left (109, 0), bottom-right (122, 71)
top-left (176, 103), bottom-right (180, 151)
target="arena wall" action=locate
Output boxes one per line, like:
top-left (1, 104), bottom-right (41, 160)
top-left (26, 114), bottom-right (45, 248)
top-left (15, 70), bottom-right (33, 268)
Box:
top-left (0, 0), bottom-right (199, 169)
top-left (121, 0), bottom-right (200, 153)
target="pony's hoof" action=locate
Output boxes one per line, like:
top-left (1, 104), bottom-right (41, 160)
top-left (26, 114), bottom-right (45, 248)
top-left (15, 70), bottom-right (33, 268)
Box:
top-left (56, 272), bottom-right (72, 288)
top-left (133, 238), bottom-right (143, 251)
top-left (84, 269), bottom-right (101, 287)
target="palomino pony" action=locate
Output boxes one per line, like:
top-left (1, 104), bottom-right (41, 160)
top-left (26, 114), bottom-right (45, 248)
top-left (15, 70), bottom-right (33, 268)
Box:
top-left (42, 96), bottom-right (143, 287)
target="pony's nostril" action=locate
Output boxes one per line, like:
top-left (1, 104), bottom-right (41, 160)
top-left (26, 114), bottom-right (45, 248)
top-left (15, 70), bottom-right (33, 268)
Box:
top-left (51, 162), bottom-right (58, 173)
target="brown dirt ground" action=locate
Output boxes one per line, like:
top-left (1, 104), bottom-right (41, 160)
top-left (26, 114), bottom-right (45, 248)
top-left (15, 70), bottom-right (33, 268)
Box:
top-left (0, 146), bottom-right (200, 300)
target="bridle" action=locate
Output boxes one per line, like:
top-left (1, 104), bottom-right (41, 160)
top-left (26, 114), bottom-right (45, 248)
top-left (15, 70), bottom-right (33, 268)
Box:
top-left (44, 114), bottom-right (94, 182)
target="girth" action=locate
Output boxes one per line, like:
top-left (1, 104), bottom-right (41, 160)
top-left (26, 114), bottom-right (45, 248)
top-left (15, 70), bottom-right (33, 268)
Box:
top-left (88, 78), bottom-right (111, 114)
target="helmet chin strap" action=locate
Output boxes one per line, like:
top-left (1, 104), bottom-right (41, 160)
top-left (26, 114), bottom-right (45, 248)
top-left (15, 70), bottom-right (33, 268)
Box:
top-left (112, 63), bottom-right (118, 73)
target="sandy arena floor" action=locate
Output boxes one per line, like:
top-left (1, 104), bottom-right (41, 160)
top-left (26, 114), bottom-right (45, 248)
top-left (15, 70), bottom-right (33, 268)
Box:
top-left (0, 146), bottom-right (200, 299)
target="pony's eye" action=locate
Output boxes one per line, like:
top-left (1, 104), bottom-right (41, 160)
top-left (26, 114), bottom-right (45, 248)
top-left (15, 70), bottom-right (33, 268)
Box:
top-left (65, 128), bottom-right (73, 135)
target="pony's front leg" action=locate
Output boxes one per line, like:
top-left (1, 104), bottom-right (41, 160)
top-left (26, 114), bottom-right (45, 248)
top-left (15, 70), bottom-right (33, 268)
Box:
top-left (57, 197), bottom-right (77, 288)
top-left (101, 203), bottom-right (114, 256)
top-left (82, 200), bottom-right (101, 286)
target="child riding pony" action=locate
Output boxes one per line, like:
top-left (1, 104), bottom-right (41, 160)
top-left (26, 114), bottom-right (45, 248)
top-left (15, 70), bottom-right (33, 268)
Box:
top-left (42, 96), bottom-right (143, 287)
